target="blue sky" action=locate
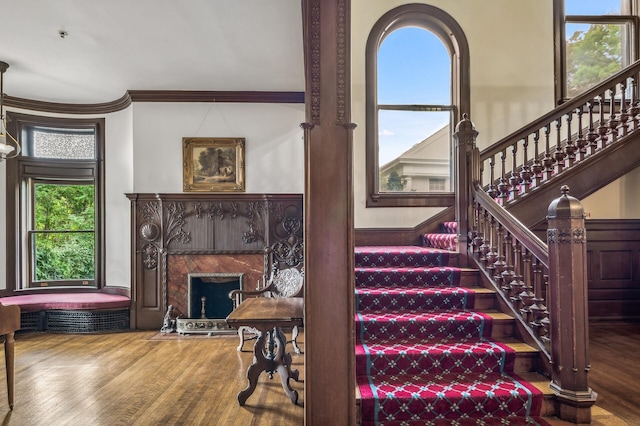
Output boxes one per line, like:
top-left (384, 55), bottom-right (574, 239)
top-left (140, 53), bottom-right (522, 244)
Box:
top-left (377, 27), bottom-right (451, 165)
top-left (565, 0), bottom-right (621, 15)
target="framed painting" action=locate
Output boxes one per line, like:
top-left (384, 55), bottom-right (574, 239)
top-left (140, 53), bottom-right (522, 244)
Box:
top-left (182, 137), bottom-right (245, 192)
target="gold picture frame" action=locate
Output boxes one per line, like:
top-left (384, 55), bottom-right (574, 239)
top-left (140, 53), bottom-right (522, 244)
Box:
top-left (182, 137), bottom-right (246, 192)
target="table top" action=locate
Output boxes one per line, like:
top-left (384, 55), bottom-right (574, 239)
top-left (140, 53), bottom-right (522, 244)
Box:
top-left (226, 297), bottom-right (303, 329)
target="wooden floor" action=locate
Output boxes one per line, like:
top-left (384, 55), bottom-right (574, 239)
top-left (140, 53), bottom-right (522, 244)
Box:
top-left (0, 322), bottom-right (636, 425)
top-left (0, 331), bottom-right (304, 425)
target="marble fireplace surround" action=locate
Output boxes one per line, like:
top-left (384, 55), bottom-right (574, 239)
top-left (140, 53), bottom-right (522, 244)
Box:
top-left (167, 254), bottom-right (261, 318)
top-left (127, 193), bottom-right (303, 329)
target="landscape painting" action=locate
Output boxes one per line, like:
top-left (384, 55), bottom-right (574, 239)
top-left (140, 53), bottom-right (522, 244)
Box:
top-left (182, 137), bottom-right (245, 192)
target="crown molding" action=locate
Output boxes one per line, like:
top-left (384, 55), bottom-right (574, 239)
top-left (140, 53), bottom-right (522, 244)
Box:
top-left (4, 90), bottom-right (304, 115)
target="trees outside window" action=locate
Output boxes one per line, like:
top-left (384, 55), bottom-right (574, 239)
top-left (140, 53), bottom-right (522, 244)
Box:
top-left (557, 0), bottom-right (636, 101)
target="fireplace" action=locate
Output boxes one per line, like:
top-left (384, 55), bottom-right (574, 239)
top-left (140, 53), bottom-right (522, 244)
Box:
top-left (176, 272), bottom-right (245, 335)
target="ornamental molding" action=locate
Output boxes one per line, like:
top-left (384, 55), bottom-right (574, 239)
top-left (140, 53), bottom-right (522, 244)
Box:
top-left (547, 228), bottom-right (586, 244)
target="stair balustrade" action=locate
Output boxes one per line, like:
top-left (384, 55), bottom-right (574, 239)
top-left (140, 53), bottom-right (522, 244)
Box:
top-left (478, 60), bottom-right (640, 207)
top-left (455, 115), bottom-right (598, 423)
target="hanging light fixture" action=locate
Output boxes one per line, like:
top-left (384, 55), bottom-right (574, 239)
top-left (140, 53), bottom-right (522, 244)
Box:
top-left (0, 61), bottom-right (20, 161)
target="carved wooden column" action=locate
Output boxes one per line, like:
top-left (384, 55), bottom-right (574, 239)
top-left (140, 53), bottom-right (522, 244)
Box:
top-left (453, 114), bottom-right (478, 265)
top-left (302, 0), bottom-right (355, 424)
top-left (547, 186), bottom-right (597, 423)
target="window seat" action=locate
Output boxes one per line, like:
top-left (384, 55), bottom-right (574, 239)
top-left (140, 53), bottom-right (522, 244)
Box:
top-left (0, 293), bottom-right (130, 333)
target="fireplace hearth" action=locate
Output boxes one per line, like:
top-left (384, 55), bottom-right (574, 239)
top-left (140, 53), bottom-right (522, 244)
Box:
top-left (176, 272), bottom-right (245, 335)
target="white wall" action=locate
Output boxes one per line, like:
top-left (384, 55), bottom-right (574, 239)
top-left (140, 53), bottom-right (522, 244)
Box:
top-left (351, 0), bottom-right (556, 228)
top-left (104, 107), bottom-right (134, 289)
top-left (131, 103), bottom-right (305, 193)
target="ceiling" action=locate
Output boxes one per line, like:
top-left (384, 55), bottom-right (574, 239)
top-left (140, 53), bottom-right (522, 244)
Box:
top-left (0, 1), bottom-right (305, 105)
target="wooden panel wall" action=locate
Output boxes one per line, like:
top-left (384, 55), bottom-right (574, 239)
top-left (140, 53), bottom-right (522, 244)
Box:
top-left (585, 219), bottom-right (640, 320)
top-left (126, 193), bottom-right (303, 329)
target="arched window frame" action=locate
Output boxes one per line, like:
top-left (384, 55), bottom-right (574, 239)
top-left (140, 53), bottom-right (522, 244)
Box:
top-left (366, 4), bottom-right (470, 208)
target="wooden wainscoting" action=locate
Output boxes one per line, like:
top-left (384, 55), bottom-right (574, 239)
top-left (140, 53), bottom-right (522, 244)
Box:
top-left (585, 219), bottom-right (640, 320)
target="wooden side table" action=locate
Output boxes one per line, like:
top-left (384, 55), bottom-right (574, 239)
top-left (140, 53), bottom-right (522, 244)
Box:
top-left (226, 297), bottom-right (303, 405)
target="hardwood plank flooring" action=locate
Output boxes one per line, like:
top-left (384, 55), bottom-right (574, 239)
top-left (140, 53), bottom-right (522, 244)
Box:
top-left (0, 322), bottom-right (636, 425)
top-left (0, 331), bottom-right (304, 425)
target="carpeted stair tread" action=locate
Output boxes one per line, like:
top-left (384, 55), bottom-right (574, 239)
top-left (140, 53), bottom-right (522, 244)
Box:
top-left (356, 286), bottom-right (475, 311)
top-left (423, 232), bottom-right (458, 251)
top-left (356, 338), bottom-right (517, 376)
top-left (357, 371), bottom-right (545, 423)
top-left (355, 266), bottom-right (461, 289)
top-left (356, 310), bottom-right (494, 341)
top-left (355, 246), bottom-right (450, 268)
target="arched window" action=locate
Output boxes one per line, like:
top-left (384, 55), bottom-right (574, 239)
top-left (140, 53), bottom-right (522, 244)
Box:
top-left (366, 5), bottom-right (469, 207)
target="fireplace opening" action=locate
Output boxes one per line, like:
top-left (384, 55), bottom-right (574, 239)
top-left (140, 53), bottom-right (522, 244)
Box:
top-left (176, 272), bottom-right (245, 335)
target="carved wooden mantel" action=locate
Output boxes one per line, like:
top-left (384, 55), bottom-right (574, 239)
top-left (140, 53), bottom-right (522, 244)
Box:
top-left (126, 193), bottom-right (303, 329)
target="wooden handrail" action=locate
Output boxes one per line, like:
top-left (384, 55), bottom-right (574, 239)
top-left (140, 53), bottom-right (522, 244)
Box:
top-left (472, 182), bottom-right (548, 267)
top-left (480, 59), bottom-right (640, 160)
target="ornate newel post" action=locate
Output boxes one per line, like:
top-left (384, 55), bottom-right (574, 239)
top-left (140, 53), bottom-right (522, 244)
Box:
top-left (547, 186), bottom-right (597, 423)
top-left (453, 113), bottom-right (478, 265)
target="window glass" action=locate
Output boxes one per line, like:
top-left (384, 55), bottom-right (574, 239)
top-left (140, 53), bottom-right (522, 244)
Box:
top-left (378, 28), bottom-right (451, 105)
top-left (32, 182), bottom-right (95, 284)
top-left (31, 129), bottom-right (95, 159)
top-left (565, 22), bottom-right (624, 97)
top-left (377, 27), bottom-right (452, 194)
top-left (565, 0), bottom-right (621, 15)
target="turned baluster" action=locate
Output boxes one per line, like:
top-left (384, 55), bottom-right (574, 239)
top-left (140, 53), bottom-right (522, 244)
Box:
top-left (540, 273), bottom-right (551, 351)
top-left (597, 94), bottom-right (608, 148)
top-left (586, 100), bottom-right (599, 155)
top-left (509, 144), bottom-right (521, 200)
top-left (628, 75), bottom-right (640, 130)
top-left (501, 232), bottom-right (515, 296)
top-left (574, 106), bottom-right (587, 162)
top-left (564, 112), bottom-right (576, 167)
top-left (497, 150), bottom-right (510, 204)
top-left (509, 240), bottom-right (525, 311)
top-left (520, 136), bottom-right (533, 193)
top-left (519, 248), bottom-right (535, 322)
top-left (608, 85), bottom-right (619, 142)
top-left (484, 215), bottom-right (497, 273)
top-left (478, 208), bottom-right (490, 266)
top-left (472, 202), bottom-right (485, 257)
top-left (529, 258), bottom-right (548, 339)
top-left (486, 155), bottom-right (498, 199)
top-left (618, 80), bottom-right (629, 136)
top-left (493, 222), bottom-right (507, 287)
top-left (553, 118), bottom-right (566, 174)
top-left (530, 130), bottom-right (543, 187)
top-left (542, 124), bottom-right (555, 180)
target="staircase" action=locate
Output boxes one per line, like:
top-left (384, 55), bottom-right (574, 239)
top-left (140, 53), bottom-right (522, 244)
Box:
top-left (355, 222), bottom-right (553, 425)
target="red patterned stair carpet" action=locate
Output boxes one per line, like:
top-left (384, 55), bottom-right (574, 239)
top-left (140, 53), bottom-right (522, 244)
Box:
top-left (355, 242), bottom-right (549, 425)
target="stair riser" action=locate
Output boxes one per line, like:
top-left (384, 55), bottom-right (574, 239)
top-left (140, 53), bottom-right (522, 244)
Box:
top-left (355, 268), bottom-right (459, 288)
top-left (356, 352), bottom-right (513, 377)
top-left (356, 290), bottom-right (473, 312)
top-left (354, 249), bottom-right (449, 269)
top-left (356, 320), bottom-right (491, 342)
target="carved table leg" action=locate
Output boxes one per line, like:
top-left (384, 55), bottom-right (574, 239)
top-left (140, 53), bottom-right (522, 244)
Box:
top-left (273, 327), bottom-right (299, 404)
top-left (4, 332), bottom-right (14, 409)
top-left (291, 325), bottom-right (302, 354)
top-left (237, 331), bottom-right (268, 406)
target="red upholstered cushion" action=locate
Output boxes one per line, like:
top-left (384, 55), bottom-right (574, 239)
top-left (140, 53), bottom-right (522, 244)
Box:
top-left (0, 293), bottom-right (130, 312)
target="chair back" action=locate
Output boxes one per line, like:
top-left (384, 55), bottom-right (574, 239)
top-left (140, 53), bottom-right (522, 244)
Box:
top-left (263, 234), bottom-right (304, 298)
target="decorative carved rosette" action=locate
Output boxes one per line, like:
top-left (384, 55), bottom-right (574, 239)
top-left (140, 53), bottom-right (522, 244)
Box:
top-left (142, 243), bottom-right (159, 269)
